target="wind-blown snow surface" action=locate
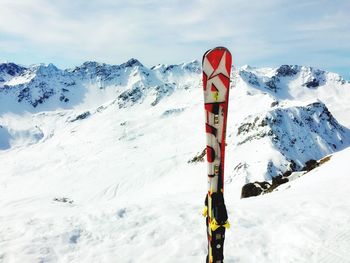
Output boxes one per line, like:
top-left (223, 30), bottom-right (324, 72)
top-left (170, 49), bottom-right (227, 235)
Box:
top-left (0, 61), bottom-right (350, 262)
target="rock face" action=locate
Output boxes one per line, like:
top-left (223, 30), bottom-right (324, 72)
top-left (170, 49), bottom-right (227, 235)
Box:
top-left (241, 182), bottom-right (271, 198)
top-left (236, 102), bottom-right (350, 180)
top-left (188, 148), bottom-right (206, 163)
top-left (276, 65), bottom-right (299, 77)
top-left (0, 63), bottom-right (26, 81)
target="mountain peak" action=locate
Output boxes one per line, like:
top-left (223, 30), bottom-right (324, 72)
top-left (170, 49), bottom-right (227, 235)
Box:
top-left (151, 60), bottom-right (201, 74)
top-left (121, 58), bottom-right (143, 68)
top-left (81, 61), bottom-right (104, 67)
top-left (241, 65), bottom-right (254, 71)
top-left (75, 59), bottom-right (143, 72)
top-left (29, 63), bottom-right (60, 78)
top-left (276, 65), bottom-right (300, 77)
top-left (0, 62), bottom-right (26, 77)
top-left (181, 60), bottom-right (201, 73)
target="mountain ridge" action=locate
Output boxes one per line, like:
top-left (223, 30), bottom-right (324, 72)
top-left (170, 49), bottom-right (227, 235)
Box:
top-left (0, 60), bottom-right (348, 113)
top-left (1, 59), bottom-right (350, 187)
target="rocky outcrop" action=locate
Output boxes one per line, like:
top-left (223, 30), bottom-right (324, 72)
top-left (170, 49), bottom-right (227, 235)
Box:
top-left (241, 155), bottom-right (333, 198)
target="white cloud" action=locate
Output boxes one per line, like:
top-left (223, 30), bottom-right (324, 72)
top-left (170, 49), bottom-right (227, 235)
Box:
top-left (0, 0), bottom-right (349, 77)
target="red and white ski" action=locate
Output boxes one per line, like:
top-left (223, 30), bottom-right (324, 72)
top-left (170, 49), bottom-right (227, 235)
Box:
top-left (202, 47), bottom-right (232, 263)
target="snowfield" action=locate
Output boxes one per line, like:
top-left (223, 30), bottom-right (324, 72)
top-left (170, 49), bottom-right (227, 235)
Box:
top-left (228, 146), bottom-right (350, 263)
top-left (0, 61), bottom-right (350, 262)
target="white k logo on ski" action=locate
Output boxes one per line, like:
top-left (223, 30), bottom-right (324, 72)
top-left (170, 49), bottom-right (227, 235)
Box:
top-left (203, 51), bottom-right (229, 103)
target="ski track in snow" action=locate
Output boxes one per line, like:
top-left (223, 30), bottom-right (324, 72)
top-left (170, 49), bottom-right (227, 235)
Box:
top-left (1, 62), bottom-right (350, 262)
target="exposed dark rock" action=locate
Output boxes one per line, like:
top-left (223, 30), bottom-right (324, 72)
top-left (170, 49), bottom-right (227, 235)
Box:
top-left (162, 108), bottom-right (185, 117)
top-left (304, 78), bottom-right (319, 88)
top-left (70, 111), bottom-right (91, 122)
top-left (118, 86), bottom-right (143, 108)
top-left (302, 159), bottom-right (318, 172)
top-left (121, 58), bottom-right (143, 68)
top-left (276, 65), bottom-right (299, 77)
top-left (17, 80), bottom-right (56, 107)
top-left (59, 95), bottom-right (69, 102)
top-left (53, 197), bottom-right (74, 204)
top-left (288, 160), bottom-right (297, 171)
top-left (234, 162), bottom-right (248, 172)
top-left (319, 155), bottom-right (331, 165)
top-left (183, 61), bottom-right (201, 73)
top-left (241, 181), bottom-right (271, 198)
top-left (0, 63), bottom-right (26, 76)
top-left (272, 175), bottom-right (289, 185)
top-left (239, 70), bottom-right (260, 86)
top-left (271, 101), bottom-right (279, 107)
top-left (18, 87), bottom-right (31, 102)
top-left (263, 175), bottom-right (291, 194)
top-left (31, 89), bottom-right (55, 107)
top-left (164, 65), bottom-right (175, 73)
top-left (282, 170), bottom-right (292, 177)
top-left (237, 116), bottom-right (267, 136)
top-left (188, 148), bottom-right (206, 163)
top-left (151, 84), bottom-right (175, 106)
top-left (264, 76), bottom-right (279, 92)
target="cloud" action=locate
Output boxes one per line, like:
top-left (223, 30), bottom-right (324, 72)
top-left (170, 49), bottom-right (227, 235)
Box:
top-left (0, 0), bottom-right (349, 78)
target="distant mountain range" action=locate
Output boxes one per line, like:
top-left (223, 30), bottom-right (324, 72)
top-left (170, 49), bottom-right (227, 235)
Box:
top-left (0, 59), bottom-right (200, 112)
top-left (1, 60), bottom-right (350, 188)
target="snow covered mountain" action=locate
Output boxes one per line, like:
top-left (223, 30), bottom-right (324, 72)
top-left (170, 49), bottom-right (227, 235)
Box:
top-left (1, 59), bottom-right (350, 190)
top-left (233, 101), bottom-right (350, 182)
top-left (0, 59), bottom-right (350, 262)
top-left (0, 59), bottom-right (200, 113)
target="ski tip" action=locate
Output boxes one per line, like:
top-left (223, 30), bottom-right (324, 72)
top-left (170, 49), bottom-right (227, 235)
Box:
top-left (213, 46), bottom-right (230, 51)
top-left (205, 46), bottom-right (230, 53)
top-left (202, 47), bottom-right (231, 63)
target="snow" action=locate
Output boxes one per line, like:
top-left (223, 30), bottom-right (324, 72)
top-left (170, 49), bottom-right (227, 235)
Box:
top-left (0, 61), bottom-right (350, 262)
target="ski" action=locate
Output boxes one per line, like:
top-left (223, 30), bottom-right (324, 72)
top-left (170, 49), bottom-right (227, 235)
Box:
top-left (202, 47), bottom-right (232, 263)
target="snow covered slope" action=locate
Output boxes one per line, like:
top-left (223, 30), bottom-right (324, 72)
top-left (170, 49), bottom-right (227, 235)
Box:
top-left (227, 146), bottom-right (350, 263)
top-left (0, 60), bottom-right (350, 262)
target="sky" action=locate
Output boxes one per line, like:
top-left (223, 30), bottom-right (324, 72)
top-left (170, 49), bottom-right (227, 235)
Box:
top-left (0, 0), bottom-right (349, 79)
